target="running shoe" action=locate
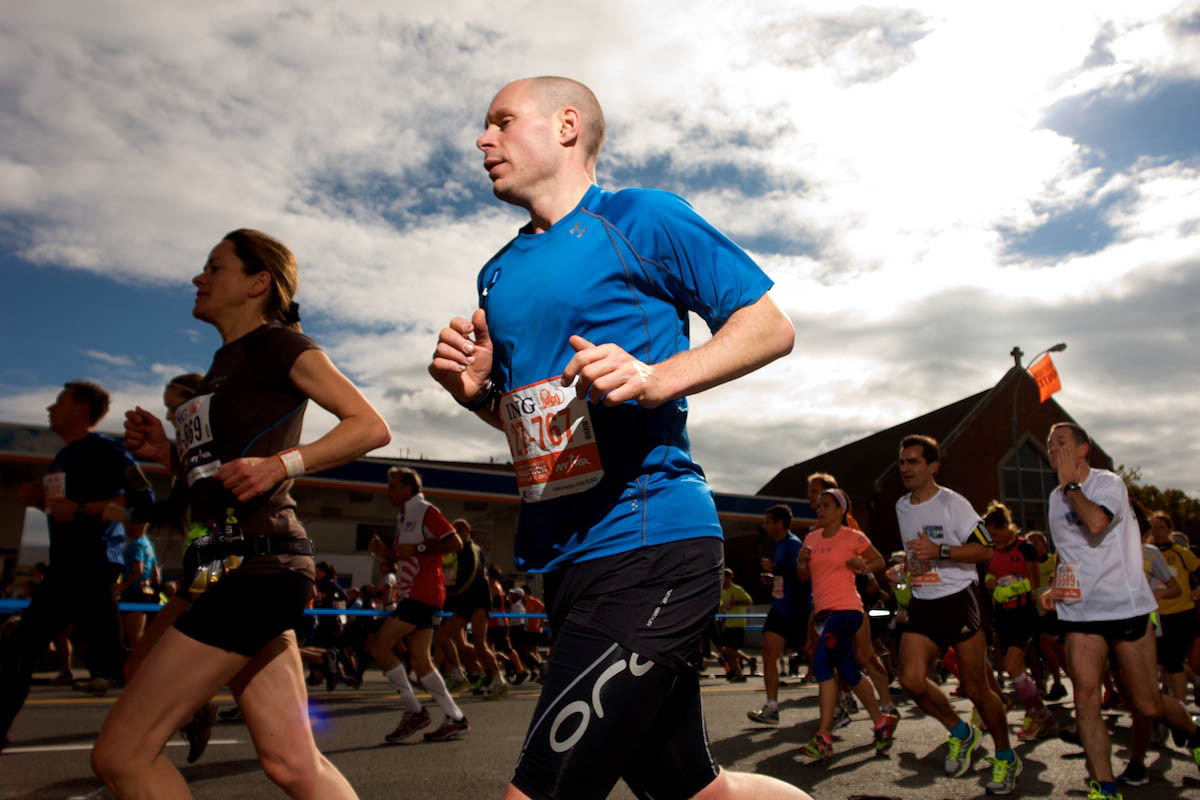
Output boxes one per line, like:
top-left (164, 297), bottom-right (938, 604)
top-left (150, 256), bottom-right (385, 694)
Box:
top-left (1015, 715), bottom-right (1034, 739)
top-left (801, 732), bottom-right (833, 759)
top-left (1171, 714), bottom-right (1199, 748)
top-left (181, 702), bottom-right (218, 764)
top-left (514, 670), bottom-right (529, 686)
top-left (944, 725), bottom-right (982, 777)
top-left (51, 669), bottom-right (75, 686)
top-left (728, 672), bottom-right (748, 683)
top-left (841, 692), bottom-right (859, 713)
top-left (485, 678), bottom-right (510, 701)
top-left (469, 674), bottom-right (489, 695)
top-left (985, 753), bottom-right (1022, 795)
top-left (444, 674), bottom-right (470, 693)
top-left (321, 650), bottom-right (339, 692)
top-left (218, 706), bottom-right (244, 723)
top-left (384, 707), bottom-right (431, 742)
top-left (423, 714), bottom-right (470, 742)
top-left (1086, 780), bottom-right (1123, 800)
top-left (1018, 710), bottom-right (1059, 741)
top-left (874, 713), bottom-right (899, 753)
top-left (747, 705), bottom-right (779, 725)
top-left (1116, 760), bottom-right (1148, 786)
top-left (831, 704), bottom-right (852, 730)
top-left (66, 787), bottom-right (116, 800)
top-left (1045, 683), bottom-right (1068, 701)
top-left (748, 656), bottom-right (757, 676)
top-left (72, 678), bottom-right (110, 696)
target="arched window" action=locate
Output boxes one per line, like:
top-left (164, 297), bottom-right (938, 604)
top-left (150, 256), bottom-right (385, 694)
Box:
top-left (1000, 439), bottom-right (1058, 533)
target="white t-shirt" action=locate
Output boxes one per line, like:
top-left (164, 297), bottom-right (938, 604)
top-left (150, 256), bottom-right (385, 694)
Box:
top-left (895, 486), bottom-right (991, 601)
top-left (1048, 468), bottom-right (1156, 622)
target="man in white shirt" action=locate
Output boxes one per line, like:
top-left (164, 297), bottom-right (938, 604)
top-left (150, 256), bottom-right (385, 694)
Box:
top-left (1044, 422), bottom-right (1199, 798)
top-left (894, 434), bottom-right (1019, 795)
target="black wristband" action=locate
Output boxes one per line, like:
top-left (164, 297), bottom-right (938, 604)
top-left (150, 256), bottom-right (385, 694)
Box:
top-left (458, 379), bottom-right (500, 412)
top-left (1063, 482), bottom-right (1081, 494)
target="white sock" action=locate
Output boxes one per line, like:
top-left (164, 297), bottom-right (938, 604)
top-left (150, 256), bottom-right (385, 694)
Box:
top-left (385, 664), bottom-right (422, 713)
top-left (419, 670), bottom-right (464, 721)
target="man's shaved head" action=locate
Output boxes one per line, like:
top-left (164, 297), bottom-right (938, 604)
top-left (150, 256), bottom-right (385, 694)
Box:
top-left (525, 76), bottom-right (606, 162)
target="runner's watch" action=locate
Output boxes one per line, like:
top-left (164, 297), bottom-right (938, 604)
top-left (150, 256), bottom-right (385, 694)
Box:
top-left (1063, 482), bottom-right (1081, 494)
top-left (939, 544), bottom-right (952, 560)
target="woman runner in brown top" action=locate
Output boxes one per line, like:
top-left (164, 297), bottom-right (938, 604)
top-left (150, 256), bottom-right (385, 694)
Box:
top-left (91, 229), bottom-right (390, 799)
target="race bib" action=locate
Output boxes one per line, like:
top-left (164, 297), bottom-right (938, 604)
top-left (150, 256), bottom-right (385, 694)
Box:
top-left (772, 574), bottom-right (785, 600)
top-left (905, 543), bottom-right (940, 585)
top-left (501, 377), bottom-right (603, 503)
top-left (175, 393), bottom-right (221, 486)
top-left (1052, 561), bottom-right (1082, 603)
top-left (43, 471), bottom-right (67, 502)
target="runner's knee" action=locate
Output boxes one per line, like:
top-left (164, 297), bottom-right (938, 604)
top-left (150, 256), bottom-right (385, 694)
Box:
top-left (91, 731), bottom-right (139, 784)
top-left (1129, 692), bottom-right (1165, 720)
top-left (899, 667), bottom-right (926, 695)
top-left (258, 744), bottom-right (323, 793)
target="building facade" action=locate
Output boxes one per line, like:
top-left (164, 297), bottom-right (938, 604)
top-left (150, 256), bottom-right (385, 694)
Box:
top-left (758, 367), bottom-right (1114, 555)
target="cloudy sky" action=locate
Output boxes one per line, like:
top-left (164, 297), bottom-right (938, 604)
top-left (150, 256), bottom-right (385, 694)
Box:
top-left (2, 1), bottom-right (1198, 498)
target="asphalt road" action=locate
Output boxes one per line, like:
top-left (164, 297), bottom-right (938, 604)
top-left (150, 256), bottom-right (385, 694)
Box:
top-left (4, 667), bottom-right (1200, 799)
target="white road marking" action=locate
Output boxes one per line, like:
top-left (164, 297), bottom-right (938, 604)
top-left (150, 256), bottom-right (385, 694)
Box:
top-left (3, 739), bottom-right (242, 754)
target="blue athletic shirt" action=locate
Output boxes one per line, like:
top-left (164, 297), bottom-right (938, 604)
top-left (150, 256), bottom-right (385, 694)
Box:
top-left (771, 533), bottom-right (808, 616)
top-left (122, 535), bottom-right (158, 585)
top-left (478, 184), bottom-right (773, 572)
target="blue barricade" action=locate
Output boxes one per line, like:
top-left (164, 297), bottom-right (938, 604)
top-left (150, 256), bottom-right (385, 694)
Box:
top-left (0, 598), bottom-right (770, 629)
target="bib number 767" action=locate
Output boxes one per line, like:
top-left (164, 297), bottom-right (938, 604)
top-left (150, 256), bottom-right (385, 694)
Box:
top-left (502, 377), bottom-right (604, 503)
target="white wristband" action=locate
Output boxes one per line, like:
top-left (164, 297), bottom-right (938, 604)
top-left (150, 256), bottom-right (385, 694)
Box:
top-left (278, 448), bottom-right (305, 478)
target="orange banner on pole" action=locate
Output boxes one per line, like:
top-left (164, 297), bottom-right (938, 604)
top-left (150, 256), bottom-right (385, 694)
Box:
top-left (1029, 354), bottom-right (1061, 403)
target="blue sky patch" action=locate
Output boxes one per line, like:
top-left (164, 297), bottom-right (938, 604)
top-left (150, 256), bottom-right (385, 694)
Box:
top-left (1042, 74), bottom-right (1200, 173)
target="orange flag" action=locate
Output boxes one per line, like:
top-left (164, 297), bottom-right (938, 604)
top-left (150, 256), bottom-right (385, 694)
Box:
top-left (1029, 354), bottom-right (1061, 403)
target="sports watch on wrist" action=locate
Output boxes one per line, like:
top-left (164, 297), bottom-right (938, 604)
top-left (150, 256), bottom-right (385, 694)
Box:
top-left (939, 544), bottom-right (952, 560)
top-left (1063, 482), bottom-right (1081, 494)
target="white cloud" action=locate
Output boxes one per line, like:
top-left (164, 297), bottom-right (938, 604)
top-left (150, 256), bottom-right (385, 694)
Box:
top-left (81, 349), bottom-right (134, 368)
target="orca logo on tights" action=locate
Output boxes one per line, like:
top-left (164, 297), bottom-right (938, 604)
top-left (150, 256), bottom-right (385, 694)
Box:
top-left (548, 652), bottom-right (655, 753)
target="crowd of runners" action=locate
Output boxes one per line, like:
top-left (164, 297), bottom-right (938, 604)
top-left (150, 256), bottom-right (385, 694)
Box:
top-left (1, 76), bottom-right (1198, 800)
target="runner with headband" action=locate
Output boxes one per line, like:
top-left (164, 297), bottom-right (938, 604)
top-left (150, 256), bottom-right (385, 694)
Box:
top-left (796, 488), bottom-right (897, 759)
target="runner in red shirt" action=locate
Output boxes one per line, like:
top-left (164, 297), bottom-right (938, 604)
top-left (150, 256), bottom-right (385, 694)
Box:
top-left (368, 467), bottom-right (469, 742)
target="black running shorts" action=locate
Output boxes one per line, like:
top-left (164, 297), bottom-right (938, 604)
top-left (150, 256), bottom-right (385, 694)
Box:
top-left (389, 597), bottom-right (440, 630)
top-left (905, 584), bottom-right (983, 651)
top-left (1156, 610), bottom-right (1197, 672)
top-left (173, 569), bottom-right (312, 657)
top-left (1060, 613), bottom-right (1151, 643)
top-left (512, 538), bottom-right (723, 800)
top-left (995, 603), bottom-right (1039, 652)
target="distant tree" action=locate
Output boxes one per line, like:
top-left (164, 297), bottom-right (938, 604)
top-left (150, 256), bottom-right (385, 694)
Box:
top-left (1116, 465), bottom-right (1200, 541)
